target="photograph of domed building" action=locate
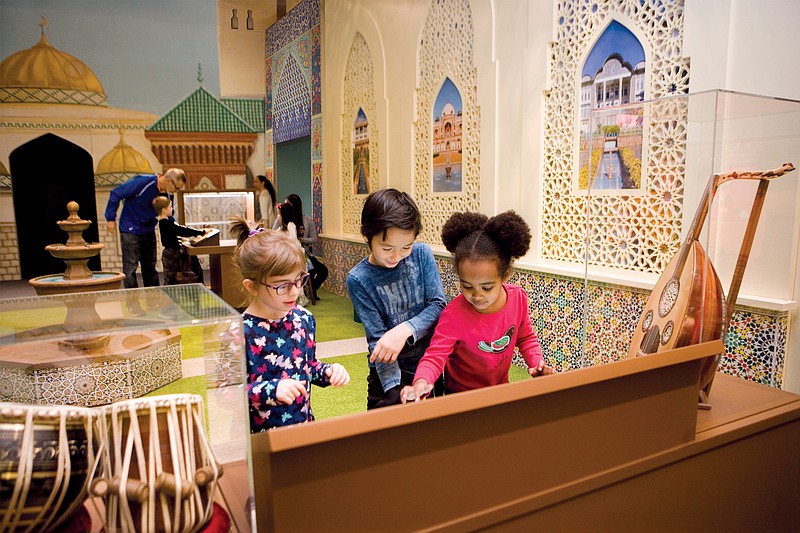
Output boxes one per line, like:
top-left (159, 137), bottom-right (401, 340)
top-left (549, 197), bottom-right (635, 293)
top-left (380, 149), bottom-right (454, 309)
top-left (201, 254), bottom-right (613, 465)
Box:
top-left (431, 77), bottom-right (462, 193)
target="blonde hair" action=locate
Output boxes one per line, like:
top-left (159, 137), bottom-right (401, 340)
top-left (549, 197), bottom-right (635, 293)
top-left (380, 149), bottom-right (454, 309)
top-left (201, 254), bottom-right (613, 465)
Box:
top-left (152, 196), bottom-right (171, 214)
top-left (229, 216), bottom-right (306, 302)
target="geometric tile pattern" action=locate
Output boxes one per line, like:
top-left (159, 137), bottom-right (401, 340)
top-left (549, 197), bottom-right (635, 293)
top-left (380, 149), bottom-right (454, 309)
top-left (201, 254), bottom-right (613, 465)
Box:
top-left (312, 162), bottom-right (324, 256)
top-left (312, 115), bottom-right (323, 161)
top-left (413, 0), bottom-right (480, 245)
top-left (321, 236), bottom-right (787, 389)
top-left (272, 53), bottom-right (312, 144)
top-left (0, 87), bottom-right (107, 106)
top-left (543, 0), bottom-right (691, 273)
top-left (265, 0), bottom-right (320, 59)
top-left (0, 336), bottom-right (182, 407)
top-left (341, 33), bottom-right (379, 236)
top-left (265, 0), bottom-right (322, 235)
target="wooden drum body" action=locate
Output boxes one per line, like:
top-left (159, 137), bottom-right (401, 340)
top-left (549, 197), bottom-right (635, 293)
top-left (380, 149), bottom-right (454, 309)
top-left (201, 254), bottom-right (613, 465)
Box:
top-left (0, 403), bottom-right (97, 532)
top-left (92, 394), bottom-right (222, 533)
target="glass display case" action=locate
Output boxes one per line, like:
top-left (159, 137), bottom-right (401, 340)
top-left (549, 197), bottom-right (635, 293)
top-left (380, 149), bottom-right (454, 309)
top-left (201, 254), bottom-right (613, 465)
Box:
top-left (0, 285), bottom-right (253, 532)
top-left (577, 90), bottom-right (800, 391)
top-left (176, 189), bottom-right (255, 242)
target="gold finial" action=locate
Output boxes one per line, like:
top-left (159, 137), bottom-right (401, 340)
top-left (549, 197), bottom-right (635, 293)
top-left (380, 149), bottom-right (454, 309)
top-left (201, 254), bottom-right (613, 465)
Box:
top-left (197, 63), bottom-right (204, 84)
top-left (39, 16), bottom-right (47, 36)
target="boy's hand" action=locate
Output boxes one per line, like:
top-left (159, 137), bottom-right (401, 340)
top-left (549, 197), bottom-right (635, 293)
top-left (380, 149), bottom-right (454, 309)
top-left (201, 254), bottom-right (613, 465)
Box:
top-left (370, 323), bottom-right (413, 363)
top-left (325, 363), bottom-right (351, 386)
top-left (275, 379), bottom-right (308, 405)
top-left (106, 221), bottom-right (116, 233)
top-left (400, 380), bottom-right (433, 404)
top-left (528, 360), bottom-right (554, 377)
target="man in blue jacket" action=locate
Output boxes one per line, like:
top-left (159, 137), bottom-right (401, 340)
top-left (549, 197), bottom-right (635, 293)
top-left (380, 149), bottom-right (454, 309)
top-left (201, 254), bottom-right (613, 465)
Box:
top-left (105, 168), bottom-right (187, 289)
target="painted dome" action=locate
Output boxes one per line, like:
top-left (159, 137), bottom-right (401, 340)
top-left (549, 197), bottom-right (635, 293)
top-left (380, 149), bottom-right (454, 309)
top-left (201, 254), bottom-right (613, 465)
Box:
top-left (95, 130), bottom-right (152, 186)
top-left (0, 19), bottom-right (107, 106)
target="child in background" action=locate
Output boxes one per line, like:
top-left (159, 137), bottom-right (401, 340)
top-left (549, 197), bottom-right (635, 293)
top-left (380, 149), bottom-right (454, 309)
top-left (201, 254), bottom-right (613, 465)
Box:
top-left (152, 196), bottom-right (207, 285)
top-left (230, 216), bottom-right (350, 431)
top-left (347, 188), bottom-right (446, 409)
top-left (401, 211), bottom-right (553, 403)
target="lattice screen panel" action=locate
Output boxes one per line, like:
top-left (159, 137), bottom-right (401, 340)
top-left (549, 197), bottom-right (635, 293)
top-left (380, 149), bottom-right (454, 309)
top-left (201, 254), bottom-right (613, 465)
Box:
top-left (341, 33), bottom-right (379, 236)
top-left (413, 0), bottom-right (480, 245)
top-left (543, 0), bottom-right (690, 273)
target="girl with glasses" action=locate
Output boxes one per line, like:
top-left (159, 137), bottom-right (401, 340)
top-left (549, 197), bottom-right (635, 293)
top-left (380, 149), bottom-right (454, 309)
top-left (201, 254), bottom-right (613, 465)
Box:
top-left (230, 216), bottom-right (350, 431)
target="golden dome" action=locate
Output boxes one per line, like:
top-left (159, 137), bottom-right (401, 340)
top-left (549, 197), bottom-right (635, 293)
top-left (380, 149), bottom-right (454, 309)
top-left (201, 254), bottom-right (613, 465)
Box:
top-left (96, 130), bottom-right (153, 176)
top-left (0, 19), bottom-right (106, 105)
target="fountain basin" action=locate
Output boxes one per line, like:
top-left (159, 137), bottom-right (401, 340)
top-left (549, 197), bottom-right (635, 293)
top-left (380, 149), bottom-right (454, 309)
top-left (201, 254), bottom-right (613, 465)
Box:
top-left (45, 243), bottom-right (104, 259)
top-left (29, 271), bottom-right (126, 295)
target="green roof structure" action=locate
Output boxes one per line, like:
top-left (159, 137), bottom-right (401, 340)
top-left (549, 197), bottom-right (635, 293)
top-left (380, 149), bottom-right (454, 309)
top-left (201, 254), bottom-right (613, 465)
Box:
top-left (221, 97), bottom-right (265, 131)
top-left (147, 86), bottom-right (257, 133)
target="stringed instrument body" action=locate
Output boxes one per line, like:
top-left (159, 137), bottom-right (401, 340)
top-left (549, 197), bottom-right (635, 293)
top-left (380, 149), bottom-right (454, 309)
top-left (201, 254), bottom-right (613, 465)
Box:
top-left (630, 240), bottom-right (725, 384)
top-left (629, 163), bottom-right (795, 394)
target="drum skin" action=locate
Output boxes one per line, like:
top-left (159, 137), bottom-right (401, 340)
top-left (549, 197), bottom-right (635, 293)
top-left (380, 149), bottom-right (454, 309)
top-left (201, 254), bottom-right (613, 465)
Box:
top-left (0, 403), bottom-right (97, 532)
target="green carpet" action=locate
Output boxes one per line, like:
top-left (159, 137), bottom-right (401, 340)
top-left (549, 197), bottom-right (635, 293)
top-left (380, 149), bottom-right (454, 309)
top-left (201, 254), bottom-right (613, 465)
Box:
top-left (312, 352), bottom-right (532, 420)
top-left (308, 288), bottom-right (367, 342)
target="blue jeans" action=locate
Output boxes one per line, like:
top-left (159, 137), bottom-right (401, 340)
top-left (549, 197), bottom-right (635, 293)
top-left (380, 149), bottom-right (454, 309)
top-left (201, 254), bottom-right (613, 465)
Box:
top-left (120, 231), bottom-right (159, 288)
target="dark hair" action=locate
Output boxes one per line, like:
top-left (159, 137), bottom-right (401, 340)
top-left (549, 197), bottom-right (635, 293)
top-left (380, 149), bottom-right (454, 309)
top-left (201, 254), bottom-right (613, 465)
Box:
top-left (360, 188), bottom-right (422, 244)
top-left (257, 175), bottom-right (277, 206)
top-left (278, 201), bottom-right (303, 233)
top-left (441, 210), bottom-right (531, 278)
top-left (286, 194), bottom-right (303, 217)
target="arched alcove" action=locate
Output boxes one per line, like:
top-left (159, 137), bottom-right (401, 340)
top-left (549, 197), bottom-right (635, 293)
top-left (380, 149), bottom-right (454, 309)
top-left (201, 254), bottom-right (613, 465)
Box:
top-left (10, 133), bottom-right (99, 279)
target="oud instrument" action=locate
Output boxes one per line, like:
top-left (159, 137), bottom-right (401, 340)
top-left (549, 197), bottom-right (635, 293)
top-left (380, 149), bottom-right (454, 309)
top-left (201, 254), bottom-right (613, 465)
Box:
top-left (629, 163), bottom-right (795, 404)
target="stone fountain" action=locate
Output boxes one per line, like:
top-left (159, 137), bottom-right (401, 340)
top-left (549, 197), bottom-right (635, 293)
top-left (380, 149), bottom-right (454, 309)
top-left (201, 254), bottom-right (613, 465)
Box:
top-left (28, 201), bottom-right (125, 295)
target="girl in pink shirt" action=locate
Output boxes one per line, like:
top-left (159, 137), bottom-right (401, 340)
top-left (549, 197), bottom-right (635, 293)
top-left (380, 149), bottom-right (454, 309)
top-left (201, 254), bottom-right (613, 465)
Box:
top-left (401, 211), bottom-right (553, 401)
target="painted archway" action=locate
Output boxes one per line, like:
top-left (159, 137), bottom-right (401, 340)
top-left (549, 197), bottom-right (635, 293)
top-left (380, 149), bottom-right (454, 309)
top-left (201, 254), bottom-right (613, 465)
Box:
top-left (10, 133), bottom-right (99, 279)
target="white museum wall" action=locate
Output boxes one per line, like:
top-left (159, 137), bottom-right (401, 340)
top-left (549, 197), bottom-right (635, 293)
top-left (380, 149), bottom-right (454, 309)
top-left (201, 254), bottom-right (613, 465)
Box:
top-left (319, 0), bottom-right (800, 390)
top-left (322, 0), bottom-right (800, 254)
top-left (320, 0), bottom-right (800, 276)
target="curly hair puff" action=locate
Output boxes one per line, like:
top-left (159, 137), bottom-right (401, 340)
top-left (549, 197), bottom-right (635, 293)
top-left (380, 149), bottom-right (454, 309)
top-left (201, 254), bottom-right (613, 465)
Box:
top-left (441, 210), bottom-right (531, 278)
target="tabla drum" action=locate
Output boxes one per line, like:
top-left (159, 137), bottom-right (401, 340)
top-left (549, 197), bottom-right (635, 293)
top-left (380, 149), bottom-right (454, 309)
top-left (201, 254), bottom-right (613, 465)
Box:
top-left (0, 402), bottom-right (97, 532)
top-left (91, 394), bottom-right (223, 533)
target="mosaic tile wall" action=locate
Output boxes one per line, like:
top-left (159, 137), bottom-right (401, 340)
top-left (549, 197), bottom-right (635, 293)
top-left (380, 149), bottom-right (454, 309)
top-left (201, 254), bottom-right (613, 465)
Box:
top-left (265, 0), bottom-right (323, 238)
top-left (321, 236), bottom-right (788, 389)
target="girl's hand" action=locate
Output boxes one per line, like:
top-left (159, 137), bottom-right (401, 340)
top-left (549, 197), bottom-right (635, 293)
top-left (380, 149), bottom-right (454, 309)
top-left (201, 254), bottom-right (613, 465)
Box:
top-left (370, 323), bottom-right (413, 364)
top-left (528, 360), bottom-right (554, 377)
top-left (400, 380), bottom-right (433, 404)
top-left (275, 379), bottom-right (308, 405)
top-left (325, 363), bottom-right (351, 387)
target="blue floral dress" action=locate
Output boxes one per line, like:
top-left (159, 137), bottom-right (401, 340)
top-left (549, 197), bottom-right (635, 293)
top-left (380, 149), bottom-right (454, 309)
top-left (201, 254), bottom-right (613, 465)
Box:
top-left (244, 307), bottom-right (331, 431)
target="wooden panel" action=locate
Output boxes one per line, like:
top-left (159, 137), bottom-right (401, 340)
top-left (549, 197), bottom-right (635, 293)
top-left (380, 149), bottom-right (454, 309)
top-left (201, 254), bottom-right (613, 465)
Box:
top-left (252, 341), bottom-right (723, 532)
top-left (465, 374), bottom-right (800, 532)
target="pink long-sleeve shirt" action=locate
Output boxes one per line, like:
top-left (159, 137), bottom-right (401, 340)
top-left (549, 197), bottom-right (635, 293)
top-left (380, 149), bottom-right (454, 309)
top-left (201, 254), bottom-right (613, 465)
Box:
top-left (414, 284), bottom-right (544, 393)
